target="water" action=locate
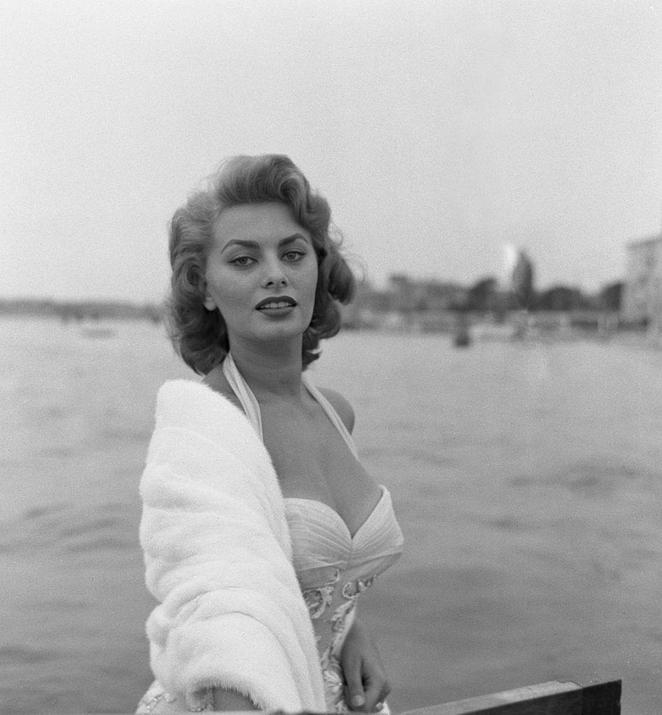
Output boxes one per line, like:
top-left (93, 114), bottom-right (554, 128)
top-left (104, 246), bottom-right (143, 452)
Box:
top-left (2, 317), bottom-right (661, 714)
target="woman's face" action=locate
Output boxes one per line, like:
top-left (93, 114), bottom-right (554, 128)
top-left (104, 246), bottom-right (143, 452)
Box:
top-left (203, 202), bottom-right (319, 350)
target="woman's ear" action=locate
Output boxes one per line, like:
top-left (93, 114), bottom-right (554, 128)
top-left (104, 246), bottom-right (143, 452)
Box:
top-left (203, 293), bottom-right (216, 311)
top-left (202, 279), bottom-right (217, 312)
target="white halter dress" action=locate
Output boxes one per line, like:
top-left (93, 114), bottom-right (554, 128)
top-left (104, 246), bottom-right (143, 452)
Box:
top-left (137, 356), bottom-right (404, 713)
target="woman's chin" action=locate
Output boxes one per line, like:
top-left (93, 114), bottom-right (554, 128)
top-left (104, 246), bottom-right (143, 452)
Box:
top-left (231, 324), bottom-right (307, 348)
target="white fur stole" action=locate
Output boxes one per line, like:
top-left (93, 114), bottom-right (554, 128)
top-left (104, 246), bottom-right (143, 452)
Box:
top-left (139, 379), bottom-right (326, 712)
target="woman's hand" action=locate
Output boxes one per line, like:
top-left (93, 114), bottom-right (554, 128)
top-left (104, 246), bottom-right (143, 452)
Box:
top-left (340, 618), bottom-right (391, 712)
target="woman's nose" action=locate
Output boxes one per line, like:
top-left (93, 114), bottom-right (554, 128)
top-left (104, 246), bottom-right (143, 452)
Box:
top-left (261, 260), bottom-right (288, 288)
top-left (263, 276), bottom-right (287, 288)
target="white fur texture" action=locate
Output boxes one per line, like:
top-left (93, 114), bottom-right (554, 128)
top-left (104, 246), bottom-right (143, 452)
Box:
top-left (139, 379), bottom-right (326, 712)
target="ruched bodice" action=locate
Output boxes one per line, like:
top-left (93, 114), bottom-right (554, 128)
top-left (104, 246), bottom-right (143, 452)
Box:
top-left (286, 486), bottom-right (403, 578)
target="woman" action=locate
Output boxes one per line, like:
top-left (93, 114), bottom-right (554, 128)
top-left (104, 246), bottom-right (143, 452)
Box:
top-left (137, 155), bottom-right (404, 713)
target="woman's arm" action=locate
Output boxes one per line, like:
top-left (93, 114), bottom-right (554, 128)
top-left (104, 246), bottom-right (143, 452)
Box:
top-left (341, 618), bottom-right (391, 712)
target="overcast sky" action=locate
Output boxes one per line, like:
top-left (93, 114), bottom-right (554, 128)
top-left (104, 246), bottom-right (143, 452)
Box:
top-left (2, 0), bottom-right (661, 302)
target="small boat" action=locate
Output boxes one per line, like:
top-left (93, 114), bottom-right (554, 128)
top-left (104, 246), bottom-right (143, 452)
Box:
top-left (453, 314), bottom-right (471, 348)
top-left (454, 327), bottom-right (471, 347)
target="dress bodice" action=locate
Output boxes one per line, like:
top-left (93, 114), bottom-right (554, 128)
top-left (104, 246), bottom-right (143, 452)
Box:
top-left (285, 487), bottom-right (404, 709)
top-left (286, 486), bottom-right (403, 576)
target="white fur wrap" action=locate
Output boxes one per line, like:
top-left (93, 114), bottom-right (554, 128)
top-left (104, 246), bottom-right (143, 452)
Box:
top-left (139, 379), bottom-right (326, 712)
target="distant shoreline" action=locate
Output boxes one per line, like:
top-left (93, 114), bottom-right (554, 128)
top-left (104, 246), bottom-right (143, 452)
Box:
top-left (0, 298), bottom-right (164, 322)
top-left (2, 301), bottom-right (658, 350)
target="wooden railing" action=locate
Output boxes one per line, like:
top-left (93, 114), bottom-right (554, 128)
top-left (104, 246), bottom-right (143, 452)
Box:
top-left (399, 678), bottom-right (621, 715)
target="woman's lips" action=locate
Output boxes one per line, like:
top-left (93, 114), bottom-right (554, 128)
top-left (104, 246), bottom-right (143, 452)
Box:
top-left (255, 296), bottom-right (297, 310)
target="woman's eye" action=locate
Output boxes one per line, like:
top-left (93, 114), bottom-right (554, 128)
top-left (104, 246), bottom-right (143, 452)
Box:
top-left (230, 256), bottom-right (255, 266)
top-left (283, 250), bottom-right (305, 262)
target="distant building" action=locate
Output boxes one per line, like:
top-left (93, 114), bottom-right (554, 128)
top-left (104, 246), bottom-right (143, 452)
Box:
top-left (621, 234), bottom-right (662, 330)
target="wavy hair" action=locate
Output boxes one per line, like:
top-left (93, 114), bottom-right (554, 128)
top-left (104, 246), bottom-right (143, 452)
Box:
top-left (166, 154), bottom-right (356, 374)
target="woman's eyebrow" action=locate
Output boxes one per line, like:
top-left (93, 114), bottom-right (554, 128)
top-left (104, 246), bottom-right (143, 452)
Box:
top-left (220, 239), bottom-right (259, 253)
top-left (279, 233), bottom-right (310, 246)
top-left (221, 234), bottom-right (309, 253)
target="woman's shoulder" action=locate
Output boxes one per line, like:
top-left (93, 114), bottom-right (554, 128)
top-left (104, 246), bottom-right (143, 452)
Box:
top-left (317, 387), bottom-right (355, 433)
top-left (202, 363), bottom-right (243, 411)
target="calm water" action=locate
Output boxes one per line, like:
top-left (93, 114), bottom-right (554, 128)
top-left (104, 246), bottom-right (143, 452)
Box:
top-left (2, 317), bottom-right (661, 714)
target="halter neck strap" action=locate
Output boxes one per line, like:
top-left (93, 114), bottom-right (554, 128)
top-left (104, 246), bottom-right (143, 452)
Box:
top-left (221, 354), bottom-right (358, 459)
top-left (222, 353), bottom-right (263, 439)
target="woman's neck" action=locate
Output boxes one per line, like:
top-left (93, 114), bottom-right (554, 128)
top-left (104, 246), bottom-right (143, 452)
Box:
top-left (228, 339), bottom-right (305, 401)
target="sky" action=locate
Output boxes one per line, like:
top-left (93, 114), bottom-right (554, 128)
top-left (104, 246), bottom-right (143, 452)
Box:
top-left (2, 0), bottom-right (661, 302)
